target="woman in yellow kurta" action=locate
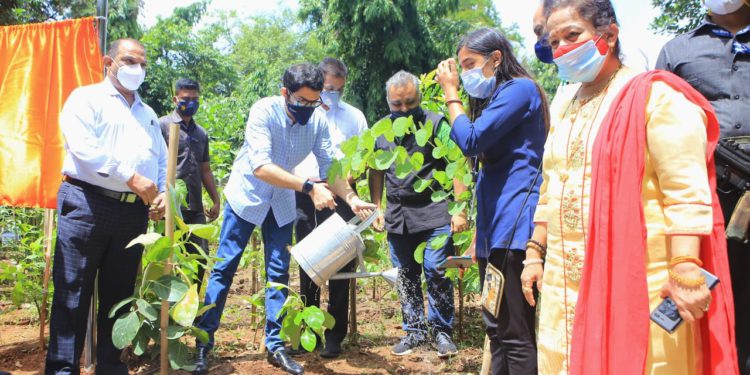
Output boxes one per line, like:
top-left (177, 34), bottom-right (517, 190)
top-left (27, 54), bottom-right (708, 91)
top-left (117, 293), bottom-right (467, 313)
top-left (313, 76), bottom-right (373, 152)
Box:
top-left (519, 1), bottom-right (730, 374)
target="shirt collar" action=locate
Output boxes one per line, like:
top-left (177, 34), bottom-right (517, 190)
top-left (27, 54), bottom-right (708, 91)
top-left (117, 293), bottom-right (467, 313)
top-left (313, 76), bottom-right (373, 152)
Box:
top-left (102, 76), bottom-right (143, 108)
top-left (167, 110), bottom-right (196, 131)
top-left (692, 16), bottom-right (750, 37)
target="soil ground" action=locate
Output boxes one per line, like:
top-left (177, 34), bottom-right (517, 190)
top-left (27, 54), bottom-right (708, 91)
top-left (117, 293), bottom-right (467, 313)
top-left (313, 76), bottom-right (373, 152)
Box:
top-left (0, 264), bottom-right (485, 374)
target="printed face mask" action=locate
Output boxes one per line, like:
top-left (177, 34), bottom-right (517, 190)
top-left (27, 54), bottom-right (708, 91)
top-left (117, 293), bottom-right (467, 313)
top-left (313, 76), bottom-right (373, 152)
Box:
top-left (552, 35), bottom-right (609, 83)
top-left (176, 99), bottom-right (199, 116)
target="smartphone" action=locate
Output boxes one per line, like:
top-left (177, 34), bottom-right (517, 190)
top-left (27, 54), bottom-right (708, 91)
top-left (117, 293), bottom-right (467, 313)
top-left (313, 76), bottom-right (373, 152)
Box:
top-left (437, 255), bottom-right (474, 270)
top-left (650, 268), bottom-right (720, 334)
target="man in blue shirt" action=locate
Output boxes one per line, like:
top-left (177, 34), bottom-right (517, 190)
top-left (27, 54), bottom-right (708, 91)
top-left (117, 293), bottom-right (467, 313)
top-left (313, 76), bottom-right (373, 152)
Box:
top-left (45, 38), bottom-right (167, 375)
top-left (193, 63), bottom-right (375, 375)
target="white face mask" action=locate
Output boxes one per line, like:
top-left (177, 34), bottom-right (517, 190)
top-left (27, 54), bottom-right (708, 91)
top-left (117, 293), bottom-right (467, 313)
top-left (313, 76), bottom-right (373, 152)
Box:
top-left (460, 58), bottom-right (497, 99)
top-left (321, 90), bottom-right (341, 109)
top-left (112, 59), bottom-right (146, 91)
top-left (704, 0), bottom-right (748, 15)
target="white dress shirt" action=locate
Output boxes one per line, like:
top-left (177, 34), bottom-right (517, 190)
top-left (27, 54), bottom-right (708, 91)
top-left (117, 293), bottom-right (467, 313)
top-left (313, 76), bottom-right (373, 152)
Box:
top-left (293, 101), bottom-right (368, 179)
top-left (60, 77), bottom-right (167, 192)
top-left (223, 96), bottom-right (335, 227)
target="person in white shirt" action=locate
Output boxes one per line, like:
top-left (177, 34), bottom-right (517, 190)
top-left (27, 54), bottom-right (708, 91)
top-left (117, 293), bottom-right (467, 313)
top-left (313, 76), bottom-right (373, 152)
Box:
top-left (292, 57), bottom-right (368, 359)
top-left (45, 38), bottom-right (167, 375)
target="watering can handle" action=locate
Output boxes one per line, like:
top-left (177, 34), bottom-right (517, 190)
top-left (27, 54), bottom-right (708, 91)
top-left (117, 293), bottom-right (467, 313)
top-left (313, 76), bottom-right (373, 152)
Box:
top-left (350, 209), bottom-right (381, 234)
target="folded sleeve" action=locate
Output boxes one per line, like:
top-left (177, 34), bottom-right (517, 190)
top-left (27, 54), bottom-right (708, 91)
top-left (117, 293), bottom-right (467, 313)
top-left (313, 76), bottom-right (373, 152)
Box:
top-left (646, 81), bottom-right (713, 235)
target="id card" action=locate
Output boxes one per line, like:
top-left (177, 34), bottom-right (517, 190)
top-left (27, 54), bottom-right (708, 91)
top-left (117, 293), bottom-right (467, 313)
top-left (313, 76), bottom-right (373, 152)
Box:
top-left (481, 263), bottom-right (505, 319)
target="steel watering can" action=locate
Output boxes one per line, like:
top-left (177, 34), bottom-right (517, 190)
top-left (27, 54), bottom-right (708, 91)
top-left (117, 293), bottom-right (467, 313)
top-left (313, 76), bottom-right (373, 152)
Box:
top-left (290, 209), bottom-right (397, 287)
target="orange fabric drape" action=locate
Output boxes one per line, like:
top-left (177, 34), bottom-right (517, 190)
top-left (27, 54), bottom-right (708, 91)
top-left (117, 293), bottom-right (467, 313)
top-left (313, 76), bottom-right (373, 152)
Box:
top-left (0, 17), bottom-right (103, 208)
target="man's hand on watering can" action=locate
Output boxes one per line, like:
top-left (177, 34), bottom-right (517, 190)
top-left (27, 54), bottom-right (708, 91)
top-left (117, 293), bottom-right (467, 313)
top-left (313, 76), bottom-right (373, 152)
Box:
top-left (372, 212), bottom-right (385, 232)
top-left (347, 194), bottom-right (377, 220)
top-left (310, 183), bottom-right (336, 211)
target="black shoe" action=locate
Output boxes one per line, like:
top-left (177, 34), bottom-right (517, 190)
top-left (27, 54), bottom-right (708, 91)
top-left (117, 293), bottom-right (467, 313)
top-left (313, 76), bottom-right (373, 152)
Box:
top-left (320, 339), bottom-right (342, 359)
top-left (434, 331), bottom-right (458, 358)
top-left (192, 346), bottom-right (210, 375)
top-left (267, 349), bottom-right (305, 375)
top-left (391, 333), bottom-right (427, 356)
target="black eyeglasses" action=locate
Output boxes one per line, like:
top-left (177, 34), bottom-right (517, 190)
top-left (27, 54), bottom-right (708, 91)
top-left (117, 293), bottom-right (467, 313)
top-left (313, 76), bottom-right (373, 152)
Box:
top-left (289, 93), bottom-right (323, 108)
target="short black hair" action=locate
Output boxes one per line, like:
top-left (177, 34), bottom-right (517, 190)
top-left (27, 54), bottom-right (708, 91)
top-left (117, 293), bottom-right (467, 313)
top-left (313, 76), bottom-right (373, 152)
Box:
top-left (282, 63), bottom-right (324, 93)
top-left (319, 57), bottom-right (348, 78)
top-left (107, 38), bottom-right (145, 57)
top-left (175, 78), bottom-right (200, 93)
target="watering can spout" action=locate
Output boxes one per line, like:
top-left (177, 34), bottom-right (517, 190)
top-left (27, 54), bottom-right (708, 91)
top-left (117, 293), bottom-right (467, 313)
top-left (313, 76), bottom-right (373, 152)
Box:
top-left (380, 267), bottom-right (399, 288)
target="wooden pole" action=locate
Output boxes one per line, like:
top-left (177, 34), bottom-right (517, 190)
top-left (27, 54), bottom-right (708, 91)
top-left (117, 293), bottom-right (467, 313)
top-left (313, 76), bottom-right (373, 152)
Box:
top-left (480, 334), bottom-right (492, 375)
top-left (160, 123), bottom-right (180, 374)
top-left (39, 209), bottom-right (55, 350)
top-left (458, 276), bottom-right (464, 342)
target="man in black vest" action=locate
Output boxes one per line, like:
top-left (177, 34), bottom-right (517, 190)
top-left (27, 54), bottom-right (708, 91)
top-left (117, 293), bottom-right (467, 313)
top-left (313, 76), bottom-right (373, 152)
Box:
top-left (369, 70), bottom-right (468, 358)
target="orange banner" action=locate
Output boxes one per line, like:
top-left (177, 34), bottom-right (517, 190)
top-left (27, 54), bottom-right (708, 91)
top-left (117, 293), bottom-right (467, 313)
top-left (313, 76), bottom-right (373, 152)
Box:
top-left (0, 17), bottom-right (104, 208)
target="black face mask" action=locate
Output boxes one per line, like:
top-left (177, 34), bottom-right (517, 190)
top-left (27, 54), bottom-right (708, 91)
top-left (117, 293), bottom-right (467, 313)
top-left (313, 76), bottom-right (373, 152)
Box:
top-left (390, 106), bottom-right (424, 123)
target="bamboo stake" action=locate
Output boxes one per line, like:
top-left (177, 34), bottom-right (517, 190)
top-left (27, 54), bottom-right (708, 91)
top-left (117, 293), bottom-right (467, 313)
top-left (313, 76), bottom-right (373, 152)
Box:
top-left (160, 123), bottom-right (180, 374)
top-left (458, 276), bottom-right (464, 342)
top-left (39, 208), bottom-right (55, 350)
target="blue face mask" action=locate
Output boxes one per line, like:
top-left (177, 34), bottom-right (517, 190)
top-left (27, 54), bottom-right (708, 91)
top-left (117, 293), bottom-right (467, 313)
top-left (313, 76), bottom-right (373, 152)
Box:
top-left (535, 36), bottom-right (554, 64)
top-left (176, 99), bottom-right (199, 117)
top-left (321, 90), bottom-right (341, 109)
top-left (553, 36), bottom-right (608, 83)
top-left (460, 58), bottom-right (497, 99)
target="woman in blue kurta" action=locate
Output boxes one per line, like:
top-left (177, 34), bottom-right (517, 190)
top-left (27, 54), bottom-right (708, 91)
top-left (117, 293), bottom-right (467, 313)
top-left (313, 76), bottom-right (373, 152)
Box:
top-left (436, 28), bottom-right (549, 374)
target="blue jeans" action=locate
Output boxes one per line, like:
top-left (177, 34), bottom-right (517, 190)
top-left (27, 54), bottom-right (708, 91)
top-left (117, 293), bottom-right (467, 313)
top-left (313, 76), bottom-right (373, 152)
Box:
top-left (388, 225), bottom-right (454, 336)
top-left (196, 203), bottom-right (293, 353)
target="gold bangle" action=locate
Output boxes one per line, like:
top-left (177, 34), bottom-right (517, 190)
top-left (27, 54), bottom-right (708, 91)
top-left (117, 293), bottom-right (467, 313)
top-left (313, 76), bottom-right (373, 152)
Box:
top-left (668, 268), bottom-right (706, 288)
top-left (669, 255), bottom-right (703, 268)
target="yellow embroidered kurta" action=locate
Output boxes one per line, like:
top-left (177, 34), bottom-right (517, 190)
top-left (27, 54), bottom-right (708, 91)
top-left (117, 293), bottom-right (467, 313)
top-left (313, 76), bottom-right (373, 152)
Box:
top-left (534, 67), bottom-right (714, 375)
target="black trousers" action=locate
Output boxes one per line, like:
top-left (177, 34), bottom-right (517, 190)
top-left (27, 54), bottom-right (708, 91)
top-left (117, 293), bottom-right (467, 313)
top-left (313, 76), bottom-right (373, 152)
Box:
top-left (182, 209), bottom-right (208, 291)
top-left (294, 192), bottom-right (355, 345)
top-left (478, 249), bottom-right (537, 375)
top-left (45, 182), bottom-right (148, 375)
top-left (719, 189), bottom-right (750, 375)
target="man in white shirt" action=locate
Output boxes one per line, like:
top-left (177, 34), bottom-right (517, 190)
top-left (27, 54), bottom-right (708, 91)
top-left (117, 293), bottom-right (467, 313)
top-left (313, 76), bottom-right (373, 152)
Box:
top-left (45, 38), bottom-right (167, 375)
top-left (292, 58), bottom-right (368, 358)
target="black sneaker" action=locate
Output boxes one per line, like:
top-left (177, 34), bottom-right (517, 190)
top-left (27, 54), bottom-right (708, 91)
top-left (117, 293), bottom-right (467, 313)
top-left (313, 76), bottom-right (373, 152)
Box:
top-left (192, 346), bottom-right (210, 375)
top-left (391, 333), bottom-right (427, 356)
top-left (320, 339), bottom-right (342, 359)
top-left (434, 331), bottom-right (458, 358)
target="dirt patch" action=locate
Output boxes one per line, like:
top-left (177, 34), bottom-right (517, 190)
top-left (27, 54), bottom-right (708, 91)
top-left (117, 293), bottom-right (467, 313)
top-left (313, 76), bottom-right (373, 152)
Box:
top-left (0, 266), bottom-right (484, 374)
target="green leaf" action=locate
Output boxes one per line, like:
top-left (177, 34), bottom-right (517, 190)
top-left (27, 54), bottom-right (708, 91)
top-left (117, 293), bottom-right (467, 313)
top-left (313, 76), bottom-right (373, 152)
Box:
top-left (171, 283), bottom-right (200, 327)
top-left (144, 236), bottom-right (172, 263)
top-left (371, 118), bottom-right (392, 137)
top-left (458, 190), bottom-right (472, 201)
top-left (167, 325), bottom-right (185, 339)
top-left (301, 327), bottom-right (317, 352)
top-left (267, 281), bottom-right (289, 291)
top-left (453, 231), bottom-right (472, 246)
top-left (133, 327), bottom-right (150, 356)
top-left (448, 201), bottom-right (467, 216)
top-left (136, 299), bottom-right (158, 321)
top-left (327, 161), bottom-right (343, 185)
top-left (281, 312), bottom-right (302, 349)
top-left (423, 119), bottom-right (434, 136)
top-left (433, 171), bottom-right (449, 186)
top-left (430, 234), bottom-right (450, 250)
top-left (410, 152), bottom-right (424, 170)
top-left (126, 232), bottom-right (163, 249)
top-left (191, 327), bottom-right (210, 344)
top-left (108, 297), bottom-right (136, 318)
top-left (393, 117), bottom-right (410, 137)
top-left (302, 306), bottom-right (325, 331)
top-left (340, 137), bottom-right (358, 156)
top-left (432, 145), bottom-right (447, 159)
top-left (415, 128), bottom-right (430, 147)
top-left (168, 340), bottom-right (194, 371)
top-left (431, 190), bottom-right (451, 203)
top-left (414, 242), bottom-right (427, 264)
top-left (189, 223), bottom-right (219, 241)
top-left (112, 311), bottom-right (140, 349)
top-left (395, 161), bottom-right (412, 179)
top-left (413, 178), bottom-right (432, 193)
top-left (322, 311), bottom-right (335, 330)
top-left (374, 150), bottom-right (397, 170)
top-left (151, 275), bottom-right (189, 302)
top-left (463, 172), bottom-right (473, 186)
top-left (196, 303), bottom-right (216, 317)
top-left (141, 262), bottom-right (165, 295)
top-left (446, 162), bottom-right (460, 179)
top-left (359, 130), bottom-right (376, 150)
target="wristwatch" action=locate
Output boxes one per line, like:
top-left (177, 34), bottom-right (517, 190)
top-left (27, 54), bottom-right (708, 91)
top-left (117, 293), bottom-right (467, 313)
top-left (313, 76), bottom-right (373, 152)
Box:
top-left (302, 179), bottom-right (315, 194)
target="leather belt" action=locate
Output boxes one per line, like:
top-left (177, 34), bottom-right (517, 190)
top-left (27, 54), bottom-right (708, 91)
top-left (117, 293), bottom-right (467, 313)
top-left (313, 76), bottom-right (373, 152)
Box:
top-left (63, 176), bottom-right (141, 204)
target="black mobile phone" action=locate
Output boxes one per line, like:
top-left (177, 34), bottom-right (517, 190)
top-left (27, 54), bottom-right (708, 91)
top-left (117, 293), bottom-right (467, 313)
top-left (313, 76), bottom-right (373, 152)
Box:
top-left (650, 268), bottom-right (720, 334)
top-left (437, 256), bottom-right (474, 270)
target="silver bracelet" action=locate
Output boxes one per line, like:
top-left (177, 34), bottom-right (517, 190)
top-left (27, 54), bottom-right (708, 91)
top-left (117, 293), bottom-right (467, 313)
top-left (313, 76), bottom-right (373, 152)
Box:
top-left (522, 259), bottom-right (544, 267)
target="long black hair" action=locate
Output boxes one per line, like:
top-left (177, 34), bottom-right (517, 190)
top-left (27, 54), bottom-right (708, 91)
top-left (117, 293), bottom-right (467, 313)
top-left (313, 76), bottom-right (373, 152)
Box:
top-left (456, 28), bottom-right (550, 131)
